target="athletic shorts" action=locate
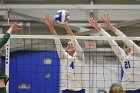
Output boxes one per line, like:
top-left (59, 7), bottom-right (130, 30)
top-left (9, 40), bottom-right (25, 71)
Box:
top-left (62, 89), bottom-right (85, 93)
top-left (0, 87), bottom-right (7, 93)
top-left (126, 89), bottom-right (140, 93)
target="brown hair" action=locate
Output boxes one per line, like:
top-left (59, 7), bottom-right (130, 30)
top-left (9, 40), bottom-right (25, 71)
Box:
top-left (109, 83), bottom-right (125, 93)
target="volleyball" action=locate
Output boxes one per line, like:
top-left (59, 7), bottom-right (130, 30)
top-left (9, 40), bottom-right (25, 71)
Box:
top-left (55, 10), bottom-right (70, 24)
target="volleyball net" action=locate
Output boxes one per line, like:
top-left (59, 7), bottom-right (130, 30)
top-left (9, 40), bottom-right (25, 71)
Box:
top-left (1, 35), bottom-right (140, 93)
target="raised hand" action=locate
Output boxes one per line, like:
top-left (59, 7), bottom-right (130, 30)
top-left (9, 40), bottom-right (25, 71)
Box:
top-left (88, 16), bottom-right (101, 31)
top-left (101, 14), bottom-right (116, 32)
top-left (101, 14), bottom-right (111, 28)
top-left (42, 13), bottom-right (57, 35)
top-left (10, 22), bottom-right (22, 31)
top-left (42, 13), bottom-right (53, 26)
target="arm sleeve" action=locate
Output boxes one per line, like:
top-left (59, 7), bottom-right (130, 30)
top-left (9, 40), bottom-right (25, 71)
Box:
top-left (0, 33), bottom-right (10, 49)
top-left (70, 39), bottom-right (84, 60)
top-left (98, 28), bottom-right (125, 59)
top-left (54, 36), bottom-right (66, 59)
top-left (115, 28), bottom-right (140, 56)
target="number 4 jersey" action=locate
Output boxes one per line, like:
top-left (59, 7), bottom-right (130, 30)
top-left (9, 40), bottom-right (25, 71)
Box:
top-left (54, 38), bottom-right (86, 91)
top-left (60, 51), bottom-right (85, 91)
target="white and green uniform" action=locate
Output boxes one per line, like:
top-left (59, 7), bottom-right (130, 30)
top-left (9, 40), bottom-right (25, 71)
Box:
top-left (99, 28), bottom-right (140, 90)
top-left (0, 33), bottom-right (10, 93)
top-left (54, 37), bottom-right (85, 91)
top-left (0, 33), bottom-right (10, 82)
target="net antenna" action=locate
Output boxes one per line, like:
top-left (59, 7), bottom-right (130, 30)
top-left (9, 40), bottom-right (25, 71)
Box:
top-left (5, 0), bottom-right (11, 92)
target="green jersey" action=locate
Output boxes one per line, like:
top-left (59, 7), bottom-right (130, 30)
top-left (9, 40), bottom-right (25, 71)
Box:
top-left (0, 33), bottom-right (10, 80)
top-left (0, 33), bottom-right (10, 49)
top-left (0, 87), bottom-right (7, 93)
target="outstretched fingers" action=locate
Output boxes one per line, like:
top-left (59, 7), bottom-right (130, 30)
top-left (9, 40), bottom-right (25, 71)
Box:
top-left (11, 22), bottom-right (22, 31)
top-left (88, 16), bottom-right (97, 25)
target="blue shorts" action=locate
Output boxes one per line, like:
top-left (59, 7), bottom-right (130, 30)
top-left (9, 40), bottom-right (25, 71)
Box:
top-left (126, 89), bottom-right (140, 93)
top-left (62, 89), bottom-right (85, 93)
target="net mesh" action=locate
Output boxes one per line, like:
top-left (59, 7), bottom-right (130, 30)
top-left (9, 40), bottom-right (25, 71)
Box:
top-left (1, 35), bottom-right (140, 93)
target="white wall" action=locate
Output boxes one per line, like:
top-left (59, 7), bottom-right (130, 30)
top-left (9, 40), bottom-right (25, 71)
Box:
top-left (11, 9), bottom-right (140, 21)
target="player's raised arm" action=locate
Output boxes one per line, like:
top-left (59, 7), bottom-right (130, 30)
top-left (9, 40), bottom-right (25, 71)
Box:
top-left (88, 16), bottom-right (101, 32)
top-left (88, 16), bottom-right (125, 59)
top-left (0, 22), bottom-right (21, 49)
top-left (42, 14), bottom-right (66, 58)
top-left (43, 14), bottom-right (57, 35)
top-left (102, 14), bottom-right (140, 55)
top-left (63, 22), bottom-right (84, 60)
top-left (63, 23), bottom-right (83, 52)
